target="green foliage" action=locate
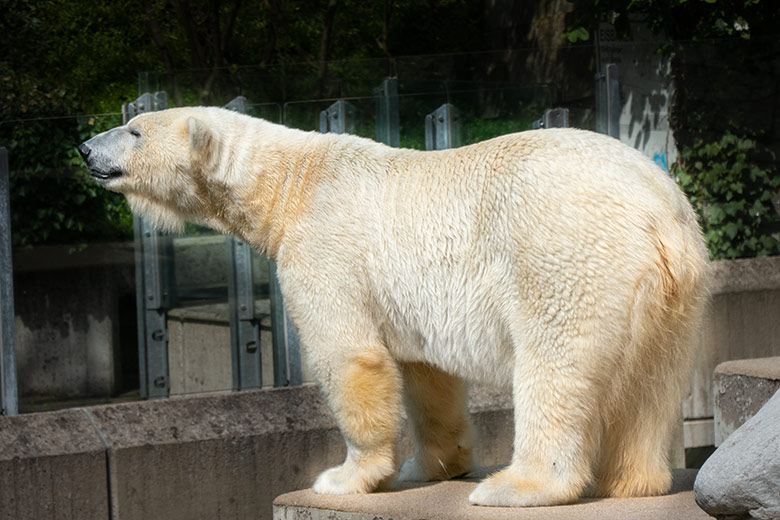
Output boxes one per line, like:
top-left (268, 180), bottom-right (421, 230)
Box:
top-left (674, 132), bottom-right (780, 259)
top-left (565, 0), bottom-right (778, 43)
top-left (4, 115), bottom-right (133, 247)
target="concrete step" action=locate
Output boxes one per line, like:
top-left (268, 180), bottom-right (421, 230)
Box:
top-left (273, 469), bottom-right (710, 520)
top-left (713, 356), bottom-right (780, 445)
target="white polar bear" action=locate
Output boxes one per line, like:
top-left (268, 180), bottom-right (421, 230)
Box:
top-left (79, 107), bottom-right (708, 507)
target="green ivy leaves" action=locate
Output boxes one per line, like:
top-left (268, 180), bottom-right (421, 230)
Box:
top-left (675, 131), bottom-right (780, 259)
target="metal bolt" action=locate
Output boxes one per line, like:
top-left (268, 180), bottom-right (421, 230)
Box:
top-left (245, 341), bottom-right (258, 354)
top-left (153, 376), bottom-right (166, 388)
top-left (145, 231), bottom-right (151, 237)
top-left (151, 330), bottom-right (164, 341)
top-left (240, 304), bottom-right (247, 311)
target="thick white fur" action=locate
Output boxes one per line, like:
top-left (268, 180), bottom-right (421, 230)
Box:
top-left (82, 107), bottom-right (709, 506)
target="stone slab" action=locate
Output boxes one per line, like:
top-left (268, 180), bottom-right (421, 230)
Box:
top-left (0, 408), bottom-right (109, 520)
top-left (273, 469), bottom-right (709, 520)
top-left (713, 357), bottom-right (780, 445)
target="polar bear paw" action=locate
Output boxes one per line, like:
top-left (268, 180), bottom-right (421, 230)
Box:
top-left (312, 458), bottom-right (395, 495)
top-left (468, 468), bottom-right (580, 507)
top-left (313, 464), bottom-right (368, 495)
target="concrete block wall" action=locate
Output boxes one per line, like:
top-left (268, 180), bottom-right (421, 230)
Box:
top-left (12, 243), bottom-right (135, 399)
top-left (712, 357), bottom-right (780, 445)
top-left (0, 385), bottom-right (514, 520)
top-left (0, 409), bottom-right (109, 519)
top-left (682, 256), bottom-right (780, 448)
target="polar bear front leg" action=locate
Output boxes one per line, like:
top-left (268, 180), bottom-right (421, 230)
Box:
top-left (311, 346), bottom-right (402, 495)
top-left (397, 362), bottom-right (474, 482)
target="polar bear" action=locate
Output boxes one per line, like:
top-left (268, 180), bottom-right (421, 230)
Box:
top-left (79, 106), bottom-right (708, 507)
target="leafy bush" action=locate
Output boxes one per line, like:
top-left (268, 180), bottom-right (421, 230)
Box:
top-left (674, 131), bottom-right (780, 259)
top-left (4, 115), bottom-right (133, 247)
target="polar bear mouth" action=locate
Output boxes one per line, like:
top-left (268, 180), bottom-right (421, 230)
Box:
top-left (88, 168), bottom-right (123, 181)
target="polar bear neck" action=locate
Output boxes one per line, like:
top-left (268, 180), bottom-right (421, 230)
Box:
top-left (199, 114), bottom-right (395, 260)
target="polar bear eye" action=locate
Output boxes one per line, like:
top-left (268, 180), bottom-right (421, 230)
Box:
top-left (128, 127), bottom-right (142, 138)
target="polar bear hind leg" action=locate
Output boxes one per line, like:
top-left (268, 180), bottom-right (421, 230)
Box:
top-left (593, 230), bottom-right (707, 498)
top-left (397, 362), bottom-right (475, 482)
top-left (469, 330), bottom-right (602, 507)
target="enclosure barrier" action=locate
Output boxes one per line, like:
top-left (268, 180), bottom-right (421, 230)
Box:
top-left (225, 95), bottom-right (302, 389)
top-left (0, 147), bottom-right (17, 416)
top-left (595, 63), bottom-right (620, 138)
top-left (124, 91), bottom-right (174, 399)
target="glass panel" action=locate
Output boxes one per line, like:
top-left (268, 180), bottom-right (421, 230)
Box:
top-left (3, 42), bottom-right (776, 413)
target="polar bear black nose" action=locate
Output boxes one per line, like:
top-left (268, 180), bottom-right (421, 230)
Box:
top-left (78, 143), bottom-right (91, 160)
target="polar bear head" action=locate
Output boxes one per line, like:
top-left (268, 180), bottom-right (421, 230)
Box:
top-left (78, 107), bottom-right (233, 232)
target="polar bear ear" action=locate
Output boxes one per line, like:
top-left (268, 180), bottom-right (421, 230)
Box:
top-left (187, 116), bottom-right (213, 151)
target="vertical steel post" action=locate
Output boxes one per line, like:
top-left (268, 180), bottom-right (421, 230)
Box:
top-left (225, 96), bottom-right (301, 388)
top-left (532, 108), bottom-right (570, 129)
top-left (125, 91), bottom-right (173, 398)
top-left (425, 103), bottom-right (460, 150)
top-left (224, 96), bottom-right (264, 390)
top-left (320, 100), bottom-right (355, 134)
top-left (595, 63), bottom-right (620, 139)
top-left (0, 148), bottom-right (17, 416)
top-left (227, 238), bottom-right (262, 389)
top-left (374, 78), bottom-right (400, 147)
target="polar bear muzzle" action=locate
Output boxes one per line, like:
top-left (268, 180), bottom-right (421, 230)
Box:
top-left (78, 126), bottom-right (135, 182)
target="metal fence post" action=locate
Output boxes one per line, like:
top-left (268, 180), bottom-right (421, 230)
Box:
top-left (224, 96), bottom-right (263, 389)
top-left (124, 91), bottom-right (173, 399)
top-left (225, 96), bottom-right (302, 388)
top-left (532, 107), bottom-right (570, 129)
top-left (595, 63), bottom-right (620, 139)
top-left (320, 100), bottom-right (355, 134)
top-left (0, 147), bottom-right (17, 416)
top-left (374, 78), bottom-right (400, 147)
top-left (425, 103), bottom-right (460, 150)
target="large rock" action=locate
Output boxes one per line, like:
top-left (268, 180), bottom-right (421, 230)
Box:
top-left (694, 388), bottom-right (780, 519)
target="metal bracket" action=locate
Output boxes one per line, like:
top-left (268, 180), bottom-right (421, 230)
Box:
top-left (320, 100), bottom-right (355, 134)
top-left (425, 103), bottom-right (460, 150)
top-left (224, 95), bottom-right (250, 114)
top-left (227, 238), bottom-right (262, 389)
top-left (532, 108), bottom-right (570, 130)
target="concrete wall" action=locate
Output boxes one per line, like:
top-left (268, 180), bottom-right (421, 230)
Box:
top-left (12, 243), bottom-right (136, 399)
top-left (682, 257), bottom-right (780, 448)
top-left (0, 384), bottom-right (513, 520)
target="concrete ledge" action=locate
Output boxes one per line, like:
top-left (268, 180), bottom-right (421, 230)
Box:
top-left (713, 356), bottom-right (780, 445)
top-left (273, 469), bottom-right (709, 520)
top-left (708, 256), bottom-right (780, 294)
top-left (0, 384), bottom-right (515, 520)
top-left (0, 409), bottom-right (109, 520)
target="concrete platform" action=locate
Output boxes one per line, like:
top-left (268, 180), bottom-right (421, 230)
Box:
top-left (273, 469), bottom-right (711, 520)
